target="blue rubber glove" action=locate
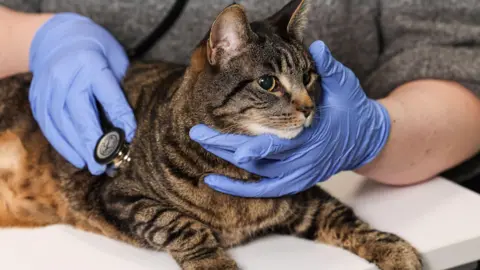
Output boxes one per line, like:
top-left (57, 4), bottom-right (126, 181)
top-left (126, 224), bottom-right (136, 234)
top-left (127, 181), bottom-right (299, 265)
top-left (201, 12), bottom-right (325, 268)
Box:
top-left (29, 13), bottom-right (136, 175)
top-left (189, 40), bottom-right (391, 197)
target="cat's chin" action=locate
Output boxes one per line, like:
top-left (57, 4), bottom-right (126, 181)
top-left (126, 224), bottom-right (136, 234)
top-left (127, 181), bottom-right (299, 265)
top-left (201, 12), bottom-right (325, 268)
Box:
top-left (245, 123), bottom-right (304, 139)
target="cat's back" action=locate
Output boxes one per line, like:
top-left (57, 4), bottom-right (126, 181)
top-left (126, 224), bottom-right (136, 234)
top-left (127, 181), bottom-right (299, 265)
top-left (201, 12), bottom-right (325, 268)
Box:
top-left (0, 61), bottom-right (185, 133)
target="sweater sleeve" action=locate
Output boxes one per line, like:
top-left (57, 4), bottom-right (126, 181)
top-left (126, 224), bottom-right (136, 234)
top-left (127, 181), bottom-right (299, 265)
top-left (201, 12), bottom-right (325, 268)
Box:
top-left (0, 0), bottom-right (41, 12)
top-left (363, 0), bottom-right (480, 100)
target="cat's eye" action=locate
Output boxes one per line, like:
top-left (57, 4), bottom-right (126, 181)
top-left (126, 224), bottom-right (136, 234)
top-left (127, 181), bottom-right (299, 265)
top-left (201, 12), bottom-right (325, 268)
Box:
top-left (303, 72), bottom-right (311, 86)
top-left (258, 76), bottom-right (276, 91)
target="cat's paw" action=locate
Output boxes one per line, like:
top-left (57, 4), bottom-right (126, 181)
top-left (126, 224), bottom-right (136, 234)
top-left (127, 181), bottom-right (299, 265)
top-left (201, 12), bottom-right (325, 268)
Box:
top-left (370, 237), bottom-right (422, 270)
top-left (181, 255), bottom-right (238, 270)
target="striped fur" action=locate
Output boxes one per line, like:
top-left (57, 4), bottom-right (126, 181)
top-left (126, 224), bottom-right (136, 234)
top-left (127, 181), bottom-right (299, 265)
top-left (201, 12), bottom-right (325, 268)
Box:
top-left (0, 1), bottom-right (421, 269)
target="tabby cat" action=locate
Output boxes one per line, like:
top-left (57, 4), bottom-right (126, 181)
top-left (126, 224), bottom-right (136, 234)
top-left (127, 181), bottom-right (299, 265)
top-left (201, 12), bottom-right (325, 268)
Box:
top-left (0, 0), bottom-right (422, 269)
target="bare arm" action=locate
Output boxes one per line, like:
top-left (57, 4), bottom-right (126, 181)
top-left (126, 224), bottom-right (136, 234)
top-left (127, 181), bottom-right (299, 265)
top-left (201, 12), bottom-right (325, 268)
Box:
top-left (0, 6), bottom-right (53, 79)
top-left (355, 79), bottom-right (480, 185)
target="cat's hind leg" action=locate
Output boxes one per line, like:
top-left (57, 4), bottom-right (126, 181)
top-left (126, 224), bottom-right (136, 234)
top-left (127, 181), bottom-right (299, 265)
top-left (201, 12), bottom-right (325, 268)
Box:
top-left (283, 187), bottom-right (422, 270)
top-left (0, 170), bottom-right (54, 228)
top-left (0, 130), bottom-right (67, 228)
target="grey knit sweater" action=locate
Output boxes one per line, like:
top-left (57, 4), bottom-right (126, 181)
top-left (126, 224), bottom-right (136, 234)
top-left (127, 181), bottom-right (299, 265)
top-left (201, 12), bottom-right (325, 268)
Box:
top-left (2, 0), bottom-right (480, 183)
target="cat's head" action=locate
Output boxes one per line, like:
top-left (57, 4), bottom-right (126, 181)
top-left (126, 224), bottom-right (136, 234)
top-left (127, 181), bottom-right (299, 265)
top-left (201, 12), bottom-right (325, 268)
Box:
top-left (189, 0), bottom-right (319, 139)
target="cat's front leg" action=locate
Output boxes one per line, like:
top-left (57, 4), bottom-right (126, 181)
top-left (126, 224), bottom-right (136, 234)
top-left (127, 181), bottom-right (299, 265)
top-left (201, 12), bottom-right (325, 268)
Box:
top-left (102, 191), bottom-right (237, 270)
top-left (285, 188), bottom-right (422, 270)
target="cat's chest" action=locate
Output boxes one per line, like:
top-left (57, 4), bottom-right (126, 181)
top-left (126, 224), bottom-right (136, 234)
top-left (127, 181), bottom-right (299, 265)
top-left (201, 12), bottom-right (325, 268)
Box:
top-left (153, 175), bottom-right (294, 230)
top-left (111, 142), bottom-right (295, 242)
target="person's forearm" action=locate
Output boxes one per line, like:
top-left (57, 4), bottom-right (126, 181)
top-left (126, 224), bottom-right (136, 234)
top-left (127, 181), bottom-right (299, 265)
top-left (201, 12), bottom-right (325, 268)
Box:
top-left (355, 79), bottom-right (480, 185)
top-left (0, 6), bottom-right (53, 79)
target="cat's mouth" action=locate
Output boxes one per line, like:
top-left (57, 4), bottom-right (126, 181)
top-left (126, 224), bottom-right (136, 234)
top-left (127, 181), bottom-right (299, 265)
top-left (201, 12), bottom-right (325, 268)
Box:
top-left (304, 111), bottom-right (314, 128)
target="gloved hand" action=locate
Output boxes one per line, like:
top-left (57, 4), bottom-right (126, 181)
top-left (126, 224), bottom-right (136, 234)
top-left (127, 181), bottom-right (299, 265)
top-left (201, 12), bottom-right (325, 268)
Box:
top-left (189, 40), bottom-right (391, 197)
top-left (29, 13), bottom-right (136, 175)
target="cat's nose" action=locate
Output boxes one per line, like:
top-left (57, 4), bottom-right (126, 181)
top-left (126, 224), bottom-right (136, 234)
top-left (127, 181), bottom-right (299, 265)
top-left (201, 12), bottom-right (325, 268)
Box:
top-left (298, 105), bottom-right (314, 118)
top-left (292, 91), bottom-right (314, 118)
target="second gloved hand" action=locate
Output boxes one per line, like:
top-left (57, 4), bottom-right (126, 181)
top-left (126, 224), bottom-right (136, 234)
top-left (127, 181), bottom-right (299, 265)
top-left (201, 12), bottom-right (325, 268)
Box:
top-left (189, 41), bottom-right (391, 197)
top-left (29, 13), bottom-right (136, 175)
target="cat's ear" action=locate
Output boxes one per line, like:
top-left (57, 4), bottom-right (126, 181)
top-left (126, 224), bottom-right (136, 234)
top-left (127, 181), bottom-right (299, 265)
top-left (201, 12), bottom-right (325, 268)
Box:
top-left (207, 4), bottom-right (252, 66)
top-left (267, 0), bottom-right (310, 41)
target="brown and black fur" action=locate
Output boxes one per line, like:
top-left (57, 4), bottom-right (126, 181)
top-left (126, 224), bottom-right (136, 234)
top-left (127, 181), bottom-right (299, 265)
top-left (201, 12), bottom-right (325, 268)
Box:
top-left (0, 1), bottom-right (422, 269)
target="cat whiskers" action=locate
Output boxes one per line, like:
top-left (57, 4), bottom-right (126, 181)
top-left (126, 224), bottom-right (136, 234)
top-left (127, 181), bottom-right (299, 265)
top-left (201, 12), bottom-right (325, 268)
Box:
top-left (238, 115), bottom-right (305, 139)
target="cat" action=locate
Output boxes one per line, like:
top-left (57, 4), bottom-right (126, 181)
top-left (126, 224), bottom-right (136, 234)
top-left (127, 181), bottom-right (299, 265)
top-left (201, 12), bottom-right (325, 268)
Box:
top-left (0, 0), bottom-right (422, 269)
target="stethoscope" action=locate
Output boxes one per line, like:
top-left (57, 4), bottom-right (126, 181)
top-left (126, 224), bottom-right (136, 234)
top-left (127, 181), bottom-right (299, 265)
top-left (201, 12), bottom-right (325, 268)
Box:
top-left (94, 0), bottom-right (189, 177)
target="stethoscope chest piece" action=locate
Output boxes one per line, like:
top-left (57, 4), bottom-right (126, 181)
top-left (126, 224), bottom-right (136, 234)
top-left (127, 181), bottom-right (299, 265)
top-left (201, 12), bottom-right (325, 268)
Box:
top-left (94, 127), bottom-right (131, 177)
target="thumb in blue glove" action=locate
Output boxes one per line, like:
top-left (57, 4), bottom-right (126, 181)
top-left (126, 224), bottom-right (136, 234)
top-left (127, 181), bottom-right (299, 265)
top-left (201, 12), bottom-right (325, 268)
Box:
top-left (189, 40), bottom-right (391, 197)
top-left (29, 13), bottom-right (136, 175)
